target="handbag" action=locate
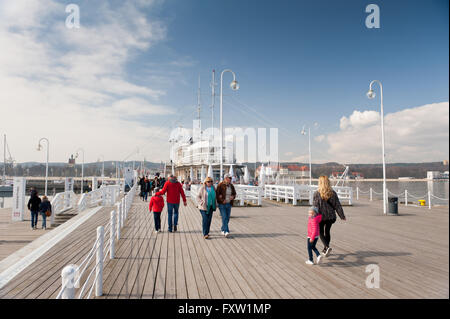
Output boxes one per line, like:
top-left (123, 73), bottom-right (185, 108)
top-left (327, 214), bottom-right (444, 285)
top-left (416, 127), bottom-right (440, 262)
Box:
top-left (45, 210), bottom-right (51, 217)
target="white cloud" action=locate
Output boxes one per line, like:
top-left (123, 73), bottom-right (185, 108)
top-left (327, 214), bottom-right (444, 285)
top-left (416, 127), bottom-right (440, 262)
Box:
top-left (339, 110), bottom-right (380, 130)
top-left (0, 0), bottom-right (173, 163)
top-left (314, 135), bottom-right (325, 143)
top-left (325, 102), bottom-right (449, 163)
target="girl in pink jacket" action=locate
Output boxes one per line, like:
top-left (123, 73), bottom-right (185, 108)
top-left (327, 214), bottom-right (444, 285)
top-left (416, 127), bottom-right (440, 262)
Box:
top-left (306, 206), bottom-right (323, 265)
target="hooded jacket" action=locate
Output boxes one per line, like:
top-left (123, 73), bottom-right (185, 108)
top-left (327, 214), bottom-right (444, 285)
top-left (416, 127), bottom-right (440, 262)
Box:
top-left (156, 180), bottom-right (186, 205)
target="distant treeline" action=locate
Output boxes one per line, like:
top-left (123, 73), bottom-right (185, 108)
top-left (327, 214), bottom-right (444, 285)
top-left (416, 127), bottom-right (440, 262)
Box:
top-left (1, 161), bottom-right (162, 178)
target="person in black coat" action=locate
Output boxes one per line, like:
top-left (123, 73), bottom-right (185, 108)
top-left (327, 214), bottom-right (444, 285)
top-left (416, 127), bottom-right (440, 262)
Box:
top-left (39, 196), bottom-right (52, 230)
top-left (313, 176), bottom-right (346, 257)
top-left (27, 190), bottom-right (41, 230)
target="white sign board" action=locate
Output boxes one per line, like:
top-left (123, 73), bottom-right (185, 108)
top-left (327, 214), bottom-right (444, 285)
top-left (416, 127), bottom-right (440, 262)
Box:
top-left (12, 177), bottom-right (26, 221)
top-left (64, 177), bottom-right (74, 208)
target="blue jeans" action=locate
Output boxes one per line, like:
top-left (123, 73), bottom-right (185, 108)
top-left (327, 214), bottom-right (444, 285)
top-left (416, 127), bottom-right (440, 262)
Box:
top-left (200, 208), bottom-right (214, 236)
top-left (31, 211), bottom-right (38, 228)
top-left (307, 238), bottom-right (320, 262)
top-left (40, 212), bottom-right (47, 228)
top-left (167, 203), bottom-right (179, 231)
top-left (142, 192), bottom-right (148, 201)
top-left (153, 212), bottom-right (161, 231)
top-left (218, 203), bottom-right (232, 233)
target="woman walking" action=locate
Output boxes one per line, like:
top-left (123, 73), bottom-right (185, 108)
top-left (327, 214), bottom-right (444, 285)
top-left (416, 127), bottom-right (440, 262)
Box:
top-left (313, 175), bottom-right (346, 257)
top-left (196, 177), bottom-right (217, 239)
top-left (39, 196), bottom-right (52, 230)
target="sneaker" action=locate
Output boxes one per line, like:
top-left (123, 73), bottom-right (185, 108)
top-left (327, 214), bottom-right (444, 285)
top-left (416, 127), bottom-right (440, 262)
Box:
top-left (174, 225), bottom-right (178, 232)
top-left (225, 232), bottom-right (229, 237)
top-left (305, 260), bottom-right (314, 265)
top-left (316, 255), bottom-right (322, 265)
top-left (204, 235), bottom-right (209, 239)
top-left (155, 230), bottom-right (159, 234)
top-left (322, 247), bottom-right (327, 254)
top-left (221, 231), bottom-right (225, 236)
top-left (325, 247), bottom-right (332, 257)
top-left (168, 229), bottom-right (173, 233)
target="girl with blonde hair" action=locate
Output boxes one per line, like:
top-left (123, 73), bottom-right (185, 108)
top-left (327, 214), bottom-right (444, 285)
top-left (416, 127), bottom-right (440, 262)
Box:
top-left (313, 176), bottom-right (346, 257)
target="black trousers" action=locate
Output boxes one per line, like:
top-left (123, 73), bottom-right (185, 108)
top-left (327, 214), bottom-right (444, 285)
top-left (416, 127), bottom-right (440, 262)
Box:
top-left (319, 219), bottom-right (335, 249)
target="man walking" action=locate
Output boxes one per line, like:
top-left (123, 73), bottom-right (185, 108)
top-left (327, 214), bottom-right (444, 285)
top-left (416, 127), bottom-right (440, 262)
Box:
top-left (216, 174), bottom-right (236, 237)
top-left (156, 175), bottom-right (187, 232)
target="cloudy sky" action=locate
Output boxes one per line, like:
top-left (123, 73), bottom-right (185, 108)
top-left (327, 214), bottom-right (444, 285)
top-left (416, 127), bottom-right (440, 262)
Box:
top-left (0, 0), bottom-right (448, 164)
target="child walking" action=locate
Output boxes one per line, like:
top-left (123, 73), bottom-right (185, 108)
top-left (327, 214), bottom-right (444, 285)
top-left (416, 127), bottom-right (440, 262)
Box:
top-left (149, 187), bottom-right (164, 233)
top-left (306, 206), bottom-right (323, 265)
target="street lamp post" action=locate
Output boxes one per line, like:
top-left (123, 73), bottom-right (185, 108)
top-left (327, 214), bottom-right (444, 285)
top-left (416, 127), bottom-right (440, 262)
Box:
top-left (37, 138), bottom-right (49, 196)
top-left (75, 148), bottom-right (85, 194)
top-left (367, 80), bottom-right (387, 215)
top-left (98, 155), bottom-right (105, 185)
top-left (301, 126), bottom-right (312, 186)
top-left (219, 69), bottom-right (239, 179)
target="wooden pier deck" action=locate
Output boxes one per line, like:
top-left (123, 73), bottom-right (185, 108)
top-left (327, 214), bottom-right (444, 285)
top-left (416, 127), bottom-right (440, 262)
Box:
top-left (0, 208), bottom-right (50, 262)
top-left (0, 195), bottom-right (448, 299)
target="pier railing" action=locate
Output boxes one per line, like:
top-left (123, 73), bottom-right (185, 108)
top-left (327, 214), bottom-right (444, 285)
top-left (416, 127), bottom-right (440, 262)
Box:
top-left (56, 182), bottom-right (136, 299)
top-left (50, 191), bottom-right (78, 225)
top-left (234, 185), bottom-right (262, 206)
top-left (77, 185), bottom-right (120, 212)
top-left (356, 186), bottom-right (449, 210)
top-left (264, 184), bottom-right (353, 205)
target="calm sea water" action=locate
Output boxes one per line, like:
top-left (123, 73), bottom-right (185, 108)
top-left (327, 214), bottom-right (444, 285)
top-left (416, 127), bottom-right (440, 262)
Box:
top-left (348, 180), bottom-right (449, 205)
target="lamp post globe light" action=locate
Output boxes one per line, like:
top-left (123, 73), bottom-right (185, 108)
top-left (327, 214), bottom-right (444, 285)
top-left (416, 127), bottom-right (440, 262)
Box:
top-left (300, 126), bottom-right (312, 186)
top-left (219, 69), bottom-right (239, 180)
top-left (37, 138), bottom-right (49, 196)
top-left (367, 80), bottom-right (387, 215)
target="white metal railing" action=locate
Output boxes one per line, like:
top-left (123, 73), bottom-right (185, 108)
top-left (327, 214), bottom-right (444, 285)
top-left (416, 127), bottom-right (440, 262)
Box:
top-left (56, 182), bottom-right (137, 299)
top-left (77, 185), bottom-right (120, 212)
top-left (234, 185), bottom-right (262, 206)
top-left (264, 184), bottom-right (353, 206)
top-left (50, 191), bottom-right (78, 226)
top-left (354, 186), bottom-right (449, 210)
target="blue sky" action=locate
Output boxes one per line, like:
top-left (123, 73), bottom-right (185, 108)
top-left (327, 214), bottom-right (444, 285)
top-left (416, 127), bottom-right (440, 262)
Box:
top-left (0, 0), bottom-right (448, 163)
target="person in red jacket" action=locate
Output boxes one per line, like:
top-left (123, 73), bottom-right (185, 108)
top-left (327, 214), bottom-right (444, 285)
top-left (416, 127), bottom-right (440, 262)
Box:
top-left (149, 187), bottom-right (165, 233)
top-left (156, 175), bottom-right (187, 232)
